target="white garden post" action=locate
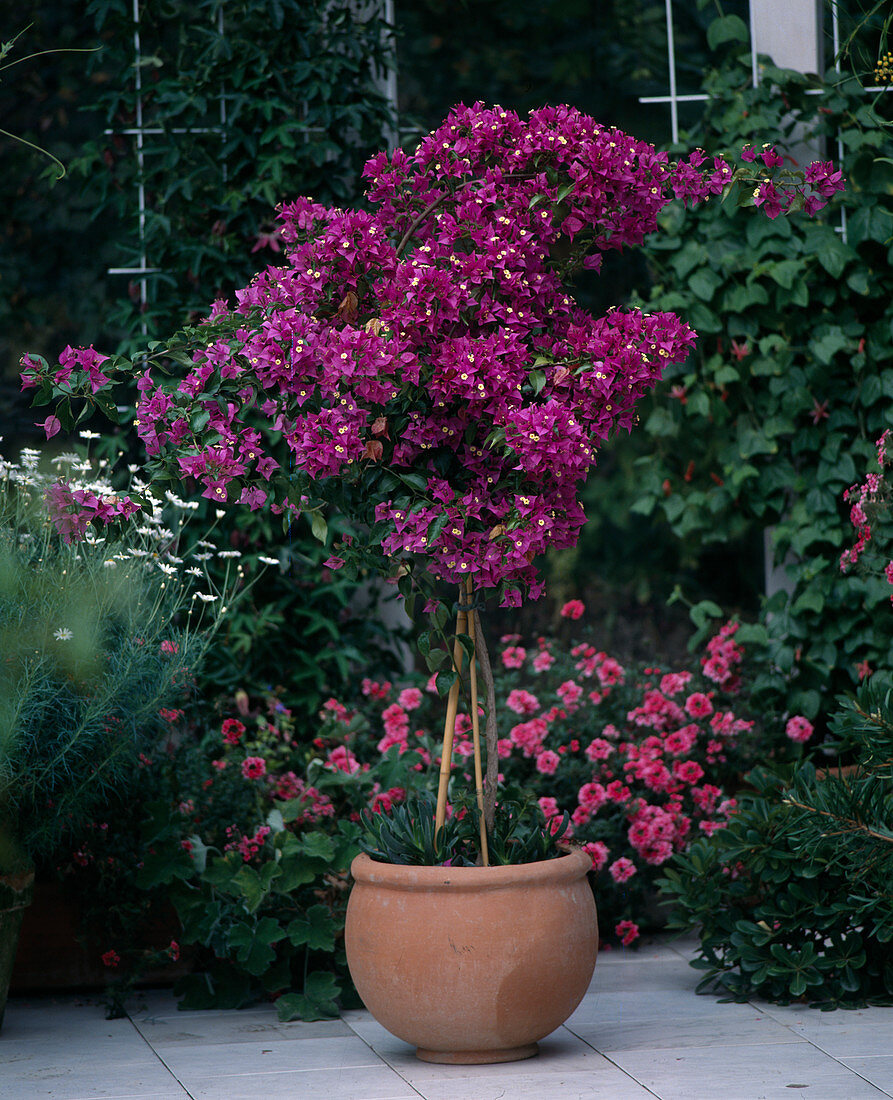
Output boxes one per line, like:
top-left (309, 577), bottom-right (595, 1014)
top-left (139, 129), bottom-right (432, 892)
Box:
top-left (750, 0), bottom-right (825, 599)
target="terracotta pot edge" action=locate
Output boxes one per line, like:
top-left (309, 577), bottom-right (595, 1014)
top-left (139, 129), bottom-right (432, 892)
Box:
top-left (350, 847), bottom-right (592, 890)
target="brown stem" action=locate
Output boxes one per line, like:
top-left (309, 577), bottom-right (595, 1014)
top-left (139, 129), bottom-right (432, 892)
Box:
top-left (434, 592), bottom-right (467, 838)
top-left (395, 194), bottom-right (449, 258)
top-left (783, 797), bottom-right (893, 845)
top-left (394, 171), bottom-right (538, 258)
top-left (465, 577), bottom-right (489, 866)
top-left (472, 603), bottom-right (498, 835)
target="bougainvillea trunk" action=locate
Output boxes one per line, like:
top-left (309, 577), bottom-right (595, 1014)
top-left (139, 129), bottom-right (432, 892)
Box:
top-left (465, 578), bottom-right (489, 865)
top-left (434, 595), bottom-right (468, 837)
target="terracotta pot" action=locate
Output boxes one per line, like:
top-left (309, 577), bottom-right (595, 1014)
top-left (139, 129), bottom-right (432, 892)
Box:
top-left (0, 868), bottom-right (35, 1031)
top-left (345, 848), bottom-right (598, 1064)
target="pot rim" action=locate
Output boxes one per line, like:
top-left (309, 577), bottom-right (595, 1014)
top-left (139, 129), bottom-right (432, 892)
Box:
top-left (350, 847), bottom-right (592, 892)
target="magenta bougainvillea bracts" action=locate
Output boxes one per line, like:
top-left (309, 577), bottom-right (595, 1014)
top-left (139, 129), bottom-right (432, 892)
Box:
top-left (22, 103), bottom-right (843, 607)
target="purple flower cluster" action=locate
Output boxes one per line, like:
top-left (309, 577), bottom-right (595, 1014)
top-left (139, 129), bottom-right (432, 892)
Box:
top-left (741, 145), bottom-right (845, 218)
top-left (23, 103), bottom-right (842, 602)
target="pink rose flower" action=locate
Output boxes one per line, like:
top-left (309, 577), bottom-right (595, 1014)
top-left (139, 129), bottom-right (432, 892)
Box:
top-left (609, 857), bottom-right (637, 883)
top-left (241, 756), bottom-right (267, 780)
top-left (535, 749), bottom-right (561, 775)
top-left (582, 841), bottom-right (609, 870)
top-left (615, 919), bottom-right (640, 946)
top-left (785, 715), bottom-right (814, 743)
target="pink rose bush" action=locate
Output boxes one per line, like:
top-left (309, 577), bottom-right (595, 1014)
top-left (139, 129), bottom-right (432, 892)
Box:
top-left (841, 430), bottom-right (893, 607)
top-left (303, 605), bottom-right (812, 939)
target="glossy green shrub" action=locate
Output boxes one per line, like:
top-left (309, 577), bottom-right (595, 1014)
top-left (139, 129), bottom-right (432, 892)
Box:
top-left (660, 681), bottom-right (893, 1006)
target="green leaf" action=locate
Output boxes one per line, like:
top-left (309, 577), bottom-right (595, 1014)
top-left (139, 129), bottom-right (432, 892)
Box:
top-left (788, 689), bottom-right (820, 719)
top-left (714, 365), bottom-right (740, 386)
top-left (738, 426), bottom-right (777, 459)
top-left (528, 369), bottom-right (546, 395)
top-left (689, 268), bottom-right (723, 302)
top-left (426, 510), bottom-right (450, 547)
top-left (273, 854), bottom-right (319, 893)
top-left (690, 599), bottom-right (723, 629)
top-left (707, 14), bottom-right (749, 49)
top-left (300, 831), bottom-right (337, 861)
top-left (766, 260), bottom-right (802, 290)
top-left (723, 283), bottom-right (769, 313)
top-left (286, 904), bottom-right (336, 951)
top-left (395, 470), bottom-right (428, 492)
top-left (425, 648), bottom-right (447, 670)
top-left (735, 622), bottom-right (769, 646)
top-left (809, 328), bottom-right (848, 366)
top-left (275, 971), bottom-right (341, 1021)
top-left (136, 848), bottom-right (195, 889)
top-left (309, 511), bottom-right (328, 543)
top-left (861, 375), bottom-right (882, 407)
top-left (687, 391), bottom-right (711, 418)
top-left (233, 863), bottom-right (281, 912)
top-left (644, 407), bottom-right (678, 438)
top-left (814, 234), bottom-right (852, 278)
top-left (228, 918), bottom-right (286, 977)
top-left (191, 408), bottom-right (211, 433)
top-left (436, 670), bottom-right (458, 697)
top-left (92, 390), bottom-right (120, 423)
top-left (792, 588), bottom-right (824, 616)
top-left (185, 834), bottom-right (211, 875)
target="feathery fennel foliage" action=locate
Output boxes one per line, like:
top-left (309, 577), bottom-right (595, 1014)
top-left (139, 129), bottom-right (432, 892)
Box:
top-left (0, 448), bottom-right (227, 872)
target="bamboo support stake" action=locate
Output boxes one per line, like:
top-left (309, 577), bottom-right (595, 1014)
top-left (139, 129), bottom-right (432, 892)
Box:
top-left (465, 576), bottom-right (489, 866)
top-left (434, 592), bottom-right (468, 837)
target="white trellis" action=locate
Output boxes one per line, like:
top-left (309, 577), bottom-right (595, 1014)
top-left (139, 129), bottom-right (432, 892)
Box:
top-left (105, 0), bottom-right (228, 335)
top-left (106, 0), bottom-right (399, 337)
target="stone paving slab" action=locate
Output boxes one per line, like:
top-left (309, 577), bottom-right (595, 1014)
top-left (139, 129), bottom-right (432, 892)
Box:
top-left (2, 936), bottom-right (892, 1100)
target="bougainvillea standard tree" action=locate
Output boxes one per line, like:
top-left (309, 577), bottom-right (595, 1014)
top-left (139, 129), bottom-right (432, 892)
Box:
top-left (22, 102), bottom-right (842, 862)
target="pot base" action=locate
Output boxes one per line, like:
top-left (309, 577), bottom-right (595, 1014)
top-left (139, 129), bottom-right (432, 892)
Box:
top-left (416, 1042), bottom-right (539, 1065)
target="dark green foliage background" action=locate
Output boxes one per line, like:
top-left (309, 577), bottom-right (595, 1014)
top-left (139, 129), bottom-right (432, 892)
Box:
top-left (623, 53), bottom-right (893, 719)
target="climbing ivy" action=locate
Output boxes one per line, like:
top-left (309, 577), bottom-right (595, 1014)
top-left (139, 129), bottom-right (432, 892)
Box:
top-left (628, 44), bottom-right (893, 719)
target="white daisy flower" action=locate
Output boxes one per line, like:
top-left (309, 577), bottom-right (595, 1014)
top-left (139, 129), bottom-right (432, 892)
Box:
top-left (193, 593), bottom-right (218, 603)
top-left (157, 562), bottom-right (177, 575)
top-left (53, 627), bottom-right (73, 641)
top-left (217, 550), bottom-right (242, 559)
top-left (258, 555), bottom-right (281, 566)
top-left (79, 430), bottom-right (100, 440)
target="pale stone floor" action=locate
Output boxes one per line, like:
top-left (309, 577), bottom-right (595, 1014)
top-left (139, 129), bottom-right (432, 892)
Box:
top-left (3, 935), bottom-right (893, 1100)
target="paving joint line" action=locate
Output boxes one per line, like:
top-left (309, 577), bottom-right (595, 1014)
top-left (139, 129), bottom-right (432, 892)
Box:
top-left (745, 1000), bottom-right (893, 1100)
top-left (560, 1022), bottom-right (663, 1098)
top-left (127, 1011), bottom-right (195, 1099)
top-left (342, 1019), bottom-right (426, 1098)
